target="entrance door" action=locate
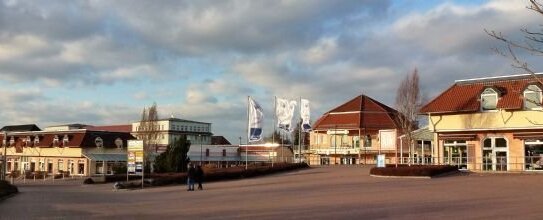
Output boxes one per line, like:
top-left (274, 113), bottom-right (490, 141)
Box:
top-left (482, 137), bottom-right (508, 171)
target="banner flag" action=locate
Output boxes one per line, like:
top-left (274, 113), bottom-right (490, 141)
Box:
top-left (276, 98), bottom-right (297, 132)
top-left (301, 99), bottom-right (312, 132)
top-left (248, 97), bottom-right (264, 142)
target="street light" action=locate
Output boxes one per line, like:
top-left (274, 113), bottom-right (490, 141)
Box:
top-left (2, 131), bottom-right (7, 181)
top-left (199, 134), bottom-right (202, 165)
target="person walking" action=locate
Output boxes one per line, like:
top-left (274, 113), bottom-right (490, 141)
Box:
top-left (187, 163), bottom-right (195, 191)
top-left (195, 165), bottom-right (204, 190)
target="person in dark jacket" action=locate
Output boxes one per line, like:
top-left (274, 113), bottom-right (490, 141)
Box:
top-left (195, 165), bottom-right (204, 190)
top-left (187, 163), bottom-right (195, 191)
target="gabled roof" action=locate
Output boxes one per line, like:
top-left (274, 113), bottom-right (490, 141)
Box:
top-left (313, 95), bottom-right (400, 131)
top-left (421, 74), bottom-right (543, 114)
top-left (211, 136), bottom-right (231, 145)
top-left (0, 130), bottom-right (135, 149)
top-left (0, 124), bottom-right (41, 132)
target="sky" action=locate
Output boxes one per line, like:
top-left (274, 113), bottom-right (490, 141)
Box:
top-left (1, 0), bottom-right (542, 143)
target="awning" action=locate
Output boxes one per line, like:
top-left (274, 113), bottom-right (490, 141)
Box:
top-left (513, 132), bottom-right (543, 140)
top-left (438, 134), bottom-right (477, 141)
top-left (83, 153), bottom-right (127, 162)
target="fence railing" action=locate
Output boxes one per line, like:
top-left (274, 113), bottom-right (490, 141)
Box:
top-left (399, 156), bottom-right (543, 172)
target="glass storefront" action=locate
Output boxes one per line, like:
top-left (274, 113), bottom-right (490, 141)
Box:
top-left (525, 139), bottom-right (543, 171)
top-left (444, 140), bottom-right (467, 169)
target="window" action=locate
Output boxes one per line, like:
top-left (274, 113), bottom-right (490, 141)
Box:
top-left (95, 137), bottom-right (104, 148)
top-left (222, 149), bottom-right (226, 157)
top-left (62, 135), bottom-right (69, 147)
top-left (34, 135), bottom-right (40, 146)
top-left (206, 149), bottom-right (210, 157)
top-left (364, 135), bottom-right (372, 148)
top-left (525, 139), bottom-right (543, 171)
top-left (481, 88), bottom-right (498, 111)
top-left (115, 138), bottom-right (123, 149)
top-left (444, 140), bottom-right (468, 169)
top-left (524, 85), bottom-right (542, 110)
top-left (53, 135), bottom-right (60, 147)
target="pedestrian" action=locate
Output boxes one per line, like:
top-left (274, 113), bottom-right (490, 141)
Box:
top-left (187, 163), bottom-right (195, 191)
top-left (195, 165), bottom-right (204, 190)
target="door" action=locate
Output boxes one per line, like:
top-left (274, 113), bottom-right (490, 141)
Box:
top-left (482, 137), bottom-right (508, 171)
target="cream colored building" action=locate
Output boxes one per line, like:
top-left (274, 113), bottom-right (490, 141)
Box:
top-left (0, 126), bottom-right (134, 177)
top-left (421, 74), bottom-right (543, 172)
top-left (131, 117), bottom-right (212, 153)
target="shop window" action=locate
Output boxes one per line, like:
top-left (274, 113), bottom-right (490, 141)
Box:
top-left (524, 85), bottom-right (542, 110)
top-left (525, 139), bottom-right (543, 171)
top-left (481, 88), bottom-right (498, 111)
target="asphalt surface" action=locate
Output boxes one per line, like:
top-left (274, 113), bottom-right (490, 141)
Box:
top-left (1, 166), bottom-right (543, 219)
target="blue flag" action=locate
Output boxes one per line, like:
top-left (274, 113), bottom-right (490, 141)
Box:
top-left (248, 97), bottom-right (264, 142)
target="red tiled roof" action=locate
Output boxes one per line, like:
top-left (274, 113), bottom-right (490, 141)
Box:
top-left (421, 75), bottom-right (541, 114)
top-left (313, 95), bottom-right (400, 130)
top-left (1, 130), bottom-right (135, 149)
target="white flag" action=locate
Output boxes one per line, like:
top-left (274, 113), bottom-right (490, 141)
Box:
top-left (248, 97), bottom-right (264, 142)
top-left (276, 98), bottom-right (297, 132)
top-left (301, 99), bottom-right (311, 132)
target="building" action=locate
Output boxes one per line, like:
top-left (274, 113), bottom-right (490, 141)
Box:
top-left (131, 117), bottom-right (212, 154)
top-left (0, 125), bottom-right (135, 176)
top-left (306, 95), bottom-right (403, 165)
top-left (187, 144), bottom-right (294, 167)
top-left (420, 73), bottom-right (543, 172)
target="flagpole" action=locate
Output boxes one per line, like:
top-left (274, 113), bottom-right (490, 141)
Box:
top-left (298, 97), bottom-right (302, 163)
top-left (273, 96), bottom-right (276, 166)
top-left (246, 96), bottom-right (249, 170)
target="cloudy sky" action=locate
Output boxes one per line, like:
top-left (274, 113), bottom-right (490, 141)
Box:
top-left (1, 0), bottom-right (542, 143)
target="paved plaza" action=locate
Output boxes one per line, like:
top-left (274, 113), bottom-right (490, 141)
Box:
top-left (1, 166), bottom-right (543, 219)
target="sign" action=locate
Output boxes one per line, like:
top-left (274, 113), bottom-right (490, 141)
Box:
top-left (379, 129), bottom-right (397, 150)
top-left (377, 154), bottom-right (386, 168)
top-left (127, 140), bottom-right (144, 175)
top-left (327, 129), bottom-right (349, 135)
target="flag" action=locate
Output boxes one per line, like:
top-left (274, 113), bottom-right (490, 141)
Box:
top-left (276, 98), bottom-right (297, 132)
top-left (301, 99), bottom-right (311, 132)
top-left (248, 97), bottom-right (264, 142)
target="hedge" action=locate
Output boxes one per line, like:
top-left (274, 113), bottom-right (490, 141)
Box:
top-left (0, 180), bottom-right (18, 199)
top-left (110, 163), bottom-right (309, 188)
top-left (370, 165), bottom-right (458, 177)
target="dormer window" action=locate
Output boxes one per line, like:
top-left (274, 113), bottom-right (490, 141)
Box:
top-left (25, 136), bottom-right (31, 147)
top-left (115, 138), bottom-right (123, 149)
top-left (95, 137), bottom-right (104, 148)
top-left (62, 135), bottom-right (69, 147)
top-left (53, 135), bottom-right (60, 147)
top-left (34, 135), bottom-right (40, 146)
top-left (524, 84), bottom-right (542, 110)
top-left (481, 88), bottom-right (498, 111)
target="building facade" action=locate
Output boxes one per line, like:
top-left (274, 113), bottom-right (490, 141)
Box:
top-left (306, 95), bottom-right (404, 165)
top-left (131, 117), bottom-right (212, 154)
top-left (421, 74), bottom-right (543, 172)
top-left (0, 126), bottom-right (134, 177)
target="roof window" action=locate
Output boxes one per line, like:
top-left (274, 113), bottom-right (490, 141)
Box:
top-left (481, 88), bottom-right (498, 111)
top-left (524, 84), bottom-right (542, 110)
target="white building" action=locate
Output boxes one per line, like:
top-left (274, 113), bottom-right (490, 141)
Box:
top-left (131, 117), bottom-right (212, 153)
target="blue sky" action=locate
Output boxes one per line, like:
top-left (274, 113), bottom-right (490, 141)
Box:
top-left (1, 0), bottom-right (541, 143)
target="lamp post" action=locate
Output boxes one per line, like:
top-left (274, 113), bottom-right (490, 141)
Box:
top-left (199, 134), bottom-right (202, 165)
top-left (2, 131), bottom-right (7, 181)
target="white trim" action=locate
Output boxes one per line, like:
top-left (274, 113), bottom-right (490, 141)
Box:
top-left (329, 111), bottom-right (361, 115)
top-left (523, 84), bottom-right (543, 110)
top-left (455, 73), bottom-right (543, 83)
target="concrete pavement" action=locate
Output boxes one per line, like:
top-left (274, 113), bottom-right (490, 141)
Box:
top-left (1, 166), bottom-right (542, 219)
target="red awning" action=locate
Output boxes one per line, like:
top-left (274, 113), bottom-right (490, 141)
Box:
top-left (438, 134), bottom-right (477, 141)
top-left (513, 132), bottom-right (543, 140)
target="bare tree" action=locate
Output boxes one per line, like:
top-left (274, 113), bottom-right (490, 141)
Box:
top-left (485, 0), bottom-right (543, 85)
top-left (395, 69), bottom-right (421, 165)
top-left (138, 102), bottom-right (160, 173)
